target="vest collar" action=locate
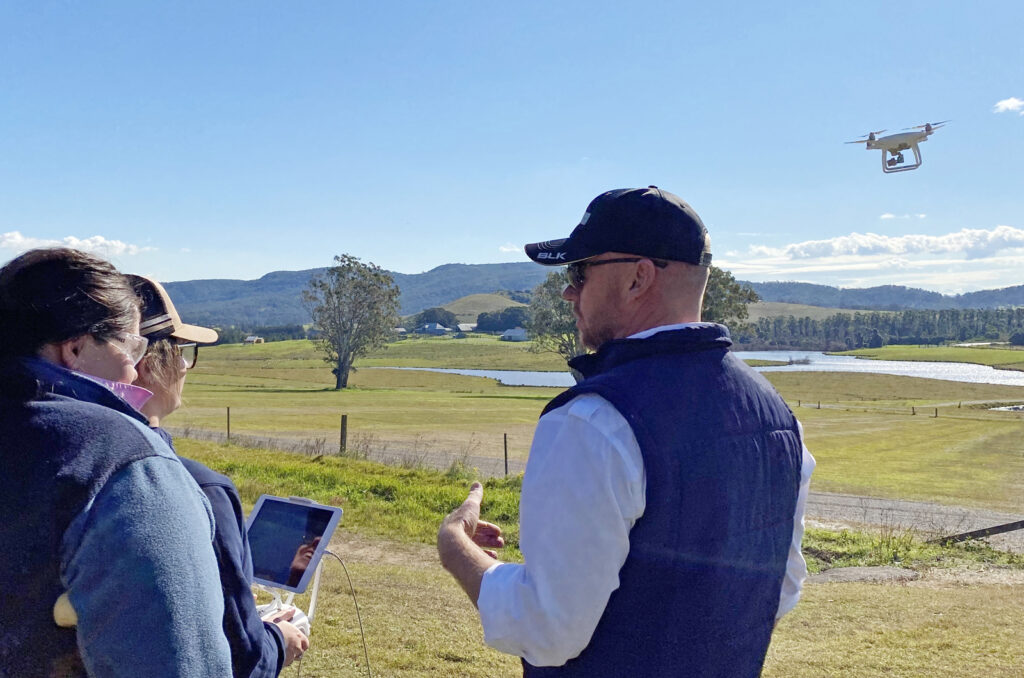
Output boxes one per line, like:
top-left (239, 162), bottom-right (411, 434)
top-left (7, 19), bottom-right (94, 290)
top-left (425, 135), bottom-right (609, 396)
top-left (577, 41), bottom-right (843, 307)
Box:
top-left (568, 323), bottom-right (732, 379)
top-left (14, 357), bottom-right (151, 426)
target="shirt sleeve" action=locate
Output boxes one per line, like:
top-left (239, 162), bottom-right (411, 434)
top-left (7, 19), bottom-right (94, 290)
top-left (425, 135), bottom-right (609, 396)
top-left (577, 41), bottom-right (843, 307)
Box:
top-left (477, 394), bottom-right (646, 667)
top-left (775, 421), bottom-right (816, 620)
top-left (201, 481), bottom-right (286, 678)
top-left (62, 455), bottom-right (233, 678)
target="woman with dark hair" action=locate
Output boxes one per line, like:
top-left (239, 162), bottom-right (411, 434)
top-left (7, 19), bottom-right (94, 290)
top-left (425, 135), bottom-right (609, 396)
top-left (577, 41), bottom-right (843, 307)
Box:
top-left (128, 274), bottom-right (309, 676)
top-left (0, 248), bottom-right (232, 678)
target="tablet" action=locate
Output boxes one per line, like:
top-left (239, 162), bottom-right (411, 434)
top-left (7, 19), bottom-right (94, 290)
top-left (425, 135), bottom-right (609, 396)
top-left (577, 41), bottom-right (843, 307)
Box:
top-left (245, 495), bottom-right (343, 594)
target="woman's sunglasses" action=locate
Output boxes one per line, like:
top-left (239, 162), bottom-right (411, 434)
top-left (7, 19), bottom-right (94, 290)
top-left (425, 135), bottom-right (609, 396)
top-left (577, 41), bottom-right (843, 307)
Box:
top-left (176, 342), bottom-right (199, 370)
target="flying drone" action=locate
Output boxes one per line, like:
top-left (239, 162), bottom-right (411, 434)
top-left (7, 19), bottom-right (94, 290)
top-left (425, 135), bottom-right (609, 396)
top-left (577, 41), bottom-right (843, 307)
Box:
top-left (846, 121), bottom-right (949, 173)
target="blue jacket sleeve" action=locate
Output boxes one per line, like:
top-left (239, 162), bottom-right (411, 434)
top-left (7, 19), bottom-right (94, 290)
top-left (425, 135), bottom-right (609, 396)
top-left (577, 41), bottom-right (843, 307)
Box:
top-left (62, 454), bottom-right (233, 677)
top-left (184, 459), bottom-right (285, 678)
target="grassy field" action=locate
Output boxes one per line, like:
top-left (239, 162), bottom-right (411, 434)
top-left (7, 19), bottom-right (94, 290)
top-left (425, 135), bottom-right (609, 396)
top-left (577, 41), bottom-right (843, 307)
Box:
top-left (746, 301), bottom-right (882, 322)
top-left (179, 438), bottom-right (1024, 678)
top-left (170, 339), bottom-right (1024, 676)
top-left (840, 345), bottom-right (1024, 372)
top-left (177, 338), bottom-right (1024, 510)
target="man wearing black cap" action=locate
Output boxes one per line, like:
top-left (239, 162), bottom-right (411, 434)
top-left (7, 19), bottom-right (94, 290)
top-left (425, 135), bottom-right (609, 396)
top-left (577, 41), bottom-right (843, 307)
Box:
top-left (438, 187), bottom-right (814, 677)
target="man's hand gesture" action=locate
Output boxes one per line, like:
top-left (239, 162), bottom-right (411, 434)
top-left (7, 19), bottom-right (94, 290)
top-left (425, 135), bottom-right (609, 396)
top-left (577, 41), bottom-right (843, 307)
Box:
top-left (438, 482), bottom-right (505, 603)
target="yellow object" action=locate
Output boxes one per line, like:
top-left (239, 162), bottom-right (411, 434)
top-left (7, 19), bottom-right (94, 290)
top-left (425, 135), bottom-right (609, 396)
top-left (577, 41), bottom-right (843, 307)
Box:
top-left (53, 592), bottom-right (77, 628)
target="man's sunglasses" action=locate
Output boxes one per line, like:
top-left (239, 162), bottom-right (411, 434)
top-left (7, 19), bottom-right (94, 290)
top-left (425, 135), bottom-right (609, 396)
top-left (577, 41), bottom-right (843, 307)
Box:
top-left (566, 257), bottom-right (668, 289)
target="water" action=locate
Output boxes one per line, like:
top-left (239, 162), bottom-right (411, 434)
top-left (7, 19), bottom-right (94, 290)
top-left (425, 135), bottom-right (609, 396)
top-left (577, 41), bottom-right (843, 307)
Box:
top-left (375, 351), bottom-right (1024, 388)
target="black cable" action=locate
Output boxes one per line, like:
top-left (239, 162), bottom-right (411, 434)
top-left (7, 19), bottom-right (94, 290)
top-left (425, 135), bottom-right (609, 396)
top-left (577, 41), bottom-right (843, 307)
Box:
top-left (294, 549), bottom-right (372, 678)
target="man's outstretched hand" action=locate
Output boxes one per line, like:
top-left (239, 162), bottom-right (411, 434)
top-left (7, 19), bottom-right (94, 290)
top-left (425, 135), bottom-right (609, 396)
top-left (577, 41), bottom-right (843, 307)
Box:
top-left (438, 482), bottom-right (506, 603)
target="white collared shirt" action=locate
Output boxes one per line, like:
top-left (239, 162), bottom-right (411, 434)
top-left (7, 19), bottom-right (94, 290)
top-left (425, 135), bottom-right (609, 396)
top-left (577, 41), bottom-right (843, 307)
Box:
top-left (477, 324), bottom-right (816, 667)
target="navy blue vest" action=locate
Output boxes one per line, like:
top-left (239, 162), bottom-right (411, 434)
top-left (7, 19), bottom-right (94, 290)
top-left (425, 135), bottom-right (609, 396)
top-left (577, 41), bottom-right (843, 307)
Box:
top-left (0, 359), bottom-right (161, 678)
top-left (523, 325), bottom-right (803, 678)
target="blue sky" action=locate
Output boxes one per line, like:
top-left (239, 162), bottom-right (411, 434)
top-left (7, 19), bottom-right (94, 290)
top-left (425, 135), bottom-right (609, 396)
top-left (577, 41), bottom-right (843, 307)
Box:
top-left (2, 1), bottom-right (1022, 293)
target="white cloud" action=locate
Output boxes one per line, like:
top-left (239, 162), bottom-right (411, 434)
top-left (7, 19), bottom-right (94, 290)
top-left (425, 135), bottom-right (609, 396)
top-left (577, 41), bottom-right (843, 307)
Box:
top-left (879, 213), bottom-right (927, 220)
top-left (993, 97), bottom-right (1024, 114)
top-left (748, 226), bottom-right (1024, 261)
top-left (0, 231), bottom-right (155, 258)
top-left (721, 225), bottom-right (1024, 293)
top-left (498, 242), bottom-right (520, 253)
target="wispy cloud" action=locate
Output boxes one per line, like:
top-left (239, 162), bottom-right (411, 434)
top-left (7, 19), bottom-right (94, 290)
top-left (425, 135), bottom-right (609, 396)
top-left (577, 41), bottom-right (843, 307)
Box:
top-left (498, 242), bottom-right (520, 253)
top-left (879, 213), bottom-right (926, 220)
top-left (748, 226), bottom-right (1024, 260)
top-left (994, 97), bottom-right (1024, 115)
top-left (0, 231), bottom-right (155, 258)
top-left (721, 225), bottom-right (1024, 293)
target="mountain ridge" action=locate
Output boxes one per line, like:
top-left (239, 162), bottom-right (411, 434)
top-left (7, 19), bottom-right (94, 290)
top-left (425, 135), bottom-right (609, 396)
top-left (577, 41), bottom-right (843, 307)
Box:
top-left (161, 263), bottom-right (1024, 328)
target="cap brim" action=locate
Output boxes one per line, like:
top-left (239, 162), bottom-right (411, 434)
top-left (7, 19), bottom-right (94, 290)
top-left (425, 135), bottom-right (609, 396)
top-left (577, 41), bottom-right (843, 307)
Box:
top-left (171, 323), bottom-right (219, 344)
top-left (524, 238), bottom-right (594, 265)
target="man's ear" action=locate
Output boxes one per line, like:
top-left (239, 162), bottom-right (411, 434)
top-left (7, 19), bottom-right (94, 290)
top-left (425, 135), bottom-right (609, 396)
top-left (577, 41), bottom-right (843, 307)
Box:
top-left (628, 259), bottom-right (658, 297)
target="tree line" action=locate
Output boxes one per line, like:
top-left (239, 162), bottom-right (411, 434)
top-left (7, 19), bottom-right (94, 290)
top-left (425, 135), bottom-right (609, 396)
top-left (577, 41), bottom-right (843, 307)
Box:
top-left (735, 308), bottom-right (1024, 350)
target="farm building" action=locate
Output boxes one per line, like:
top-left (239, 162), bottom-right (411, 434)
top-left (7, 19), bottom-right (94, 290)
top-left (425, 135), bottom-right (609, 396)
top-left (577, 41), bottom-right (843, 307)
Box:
top-left (500, 327), bottom-right (529, 342)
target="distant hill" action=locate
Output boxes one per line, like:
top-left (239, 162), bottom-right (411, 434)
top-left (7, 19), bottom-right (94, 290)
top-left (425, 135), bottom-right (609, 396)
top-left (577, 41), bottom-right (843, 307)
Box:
top-left (164, 262), bottom-right (550, 327)
top-left (442, 293), bottom-right (527, 324)
top-left (161, 263), bottom-right (1024, 330)
top-left (746, 281), bottom-right (1024, 311)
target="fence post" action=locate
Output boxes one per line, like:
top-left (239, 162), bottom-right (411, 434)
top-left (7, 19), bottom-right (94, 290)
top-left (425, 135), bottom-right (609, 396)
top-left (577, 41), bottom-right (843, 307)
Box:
top-left (912, 406), bottom-right (916, 416)
top-left (340, 414), bottom-right (348, 454)
top-left (934, 408), bottom-right (938, 418)
top-left (503, 433), bottom-right (509, 477)
top-left (227, 407), bottom-right (231, 441)
top-left (798, 400), bottom-right (801, 407)
top-left (817, 401), bottom-right (820, 409)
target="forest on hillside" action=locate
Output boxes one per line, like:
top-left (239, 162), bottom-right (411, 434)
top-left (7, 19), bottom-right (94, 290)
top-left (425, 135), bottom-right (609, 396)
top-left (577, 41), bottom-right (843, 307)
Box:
top-left (734, 308), bottom-right (1024, 350)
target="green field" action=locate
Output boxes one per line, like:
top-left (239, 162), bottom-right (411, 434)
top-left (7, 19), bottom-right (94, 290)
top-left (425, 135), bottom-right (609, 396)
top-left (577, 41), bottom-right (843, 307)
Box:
top-left (179, 438), bottom-right (1024, 678)
top-left (177, 338), bottom-right (1024, 510)
top-left (746, 301), bottom-right (881, 322)
top-left (168, 339), bottom-right (1024, 676)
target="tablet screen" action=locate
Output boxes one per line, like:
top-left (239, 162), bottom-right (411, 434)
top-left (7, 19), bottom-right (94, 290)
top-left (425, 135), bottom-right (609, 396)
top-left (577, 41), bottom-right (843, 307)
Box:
top-left (246, 495), bottom-right (343, 593)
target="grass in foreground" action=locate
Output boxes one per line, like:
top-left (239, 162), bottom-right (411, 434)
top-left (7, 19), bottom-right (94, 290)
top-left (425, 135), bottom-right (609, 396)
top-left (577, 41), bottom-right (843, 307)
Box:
top-left (178, 439), bottom-right (1024, 678)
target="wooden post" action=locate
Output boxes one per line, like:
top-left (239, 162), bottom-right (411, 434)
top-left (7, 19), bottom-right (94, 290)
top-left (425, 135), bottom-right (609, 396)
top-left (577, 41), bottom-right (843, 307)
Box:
top-left (340, 414), bottom-right (348, 454)
top-left (817, 401), bottom-right (820, 409)
top-left (227, 407), bottom-right (231, 441)
top-left (798, 400), bottom-right (801, 407)
top-left (934, 408), bottom-right (938, 418)
top-left (912, 406), bottom-right (916, 415)
top-left (503, 433), bottom-right (509, 477)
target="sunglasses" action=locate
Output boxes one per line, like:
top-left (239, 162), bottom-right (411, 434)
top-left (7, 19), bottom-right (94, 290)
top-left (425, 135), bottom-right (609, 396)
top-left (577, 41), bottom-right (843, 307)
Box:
top-left (104, 332), bottom-right (150, 366)
top-left (176, 342), bottom-right (199, 370)
top-left (566, 257), bottom-right (668, 289)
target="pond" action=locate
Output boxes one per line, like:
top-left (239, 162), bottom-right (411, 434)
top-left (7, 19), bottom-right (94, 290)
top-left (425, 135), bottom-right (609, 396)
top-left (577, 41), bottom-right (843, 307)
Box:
top-left (377, 350), bottom-right (1024, 388)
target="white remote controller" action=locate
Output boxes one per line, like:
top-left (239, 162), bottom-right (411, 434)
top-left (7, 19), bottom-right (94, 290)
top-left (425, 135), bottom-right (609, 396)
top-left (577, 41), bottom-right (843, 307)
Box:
top-left (257, 600), bottom-right (311, 637)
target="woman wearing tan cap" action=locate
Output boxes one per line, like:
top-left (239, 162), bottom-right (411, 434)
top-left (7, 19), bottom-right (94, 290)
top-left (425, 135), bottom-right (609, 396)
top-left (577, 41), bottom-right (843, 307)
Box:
top-left (128, 274), bottom-right (310, 677)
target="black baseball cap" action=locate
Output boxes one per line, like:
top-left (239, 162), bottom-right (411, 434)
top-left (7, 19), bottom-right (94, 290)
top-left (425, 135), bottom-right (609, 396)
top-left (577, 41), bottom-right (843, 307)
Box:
top-left (525, 186), bottom-right (712, 266)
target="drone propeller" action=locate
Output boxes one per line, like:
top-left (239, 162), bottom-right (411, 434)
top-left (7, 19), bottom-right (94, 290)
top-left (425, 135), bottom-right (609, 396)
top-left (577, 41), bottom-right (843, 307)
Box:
top-left (845, 129), bottom-right (886, 144)
top-left (904, 120), bottom-right (950, 131)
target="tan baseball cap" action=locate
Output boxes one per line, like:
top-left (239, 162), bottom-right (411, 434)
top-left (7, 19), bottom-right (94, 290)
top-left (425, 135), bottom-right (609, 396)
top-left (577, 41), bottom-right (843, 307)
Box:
top-left (127, 274), bottom-right (219, 344)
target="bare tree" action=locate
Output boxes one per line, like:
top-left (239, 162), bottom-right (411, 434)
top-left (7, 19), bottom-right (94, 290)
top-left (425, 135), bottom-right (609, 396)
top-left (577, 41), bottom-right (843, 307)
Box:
top-left (303, 254), bottom-right (400, 389)
top-left (527, 270), bottom-right (584, 364)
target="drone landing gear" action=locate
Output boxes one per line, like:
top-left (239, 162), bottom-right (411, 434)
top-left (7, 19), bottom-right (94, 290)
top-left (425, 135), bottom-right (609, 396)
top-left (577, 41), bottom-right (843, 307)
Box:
top-left (881, 145), bottom-right (922, 173)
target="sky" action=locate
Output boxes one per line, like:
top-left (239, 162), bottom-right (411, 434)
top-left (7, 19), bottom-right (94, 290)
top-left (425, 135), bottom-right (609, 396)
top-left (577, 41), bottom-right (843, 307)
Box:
top-left (2, 1), bottom-right (1022, 293)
